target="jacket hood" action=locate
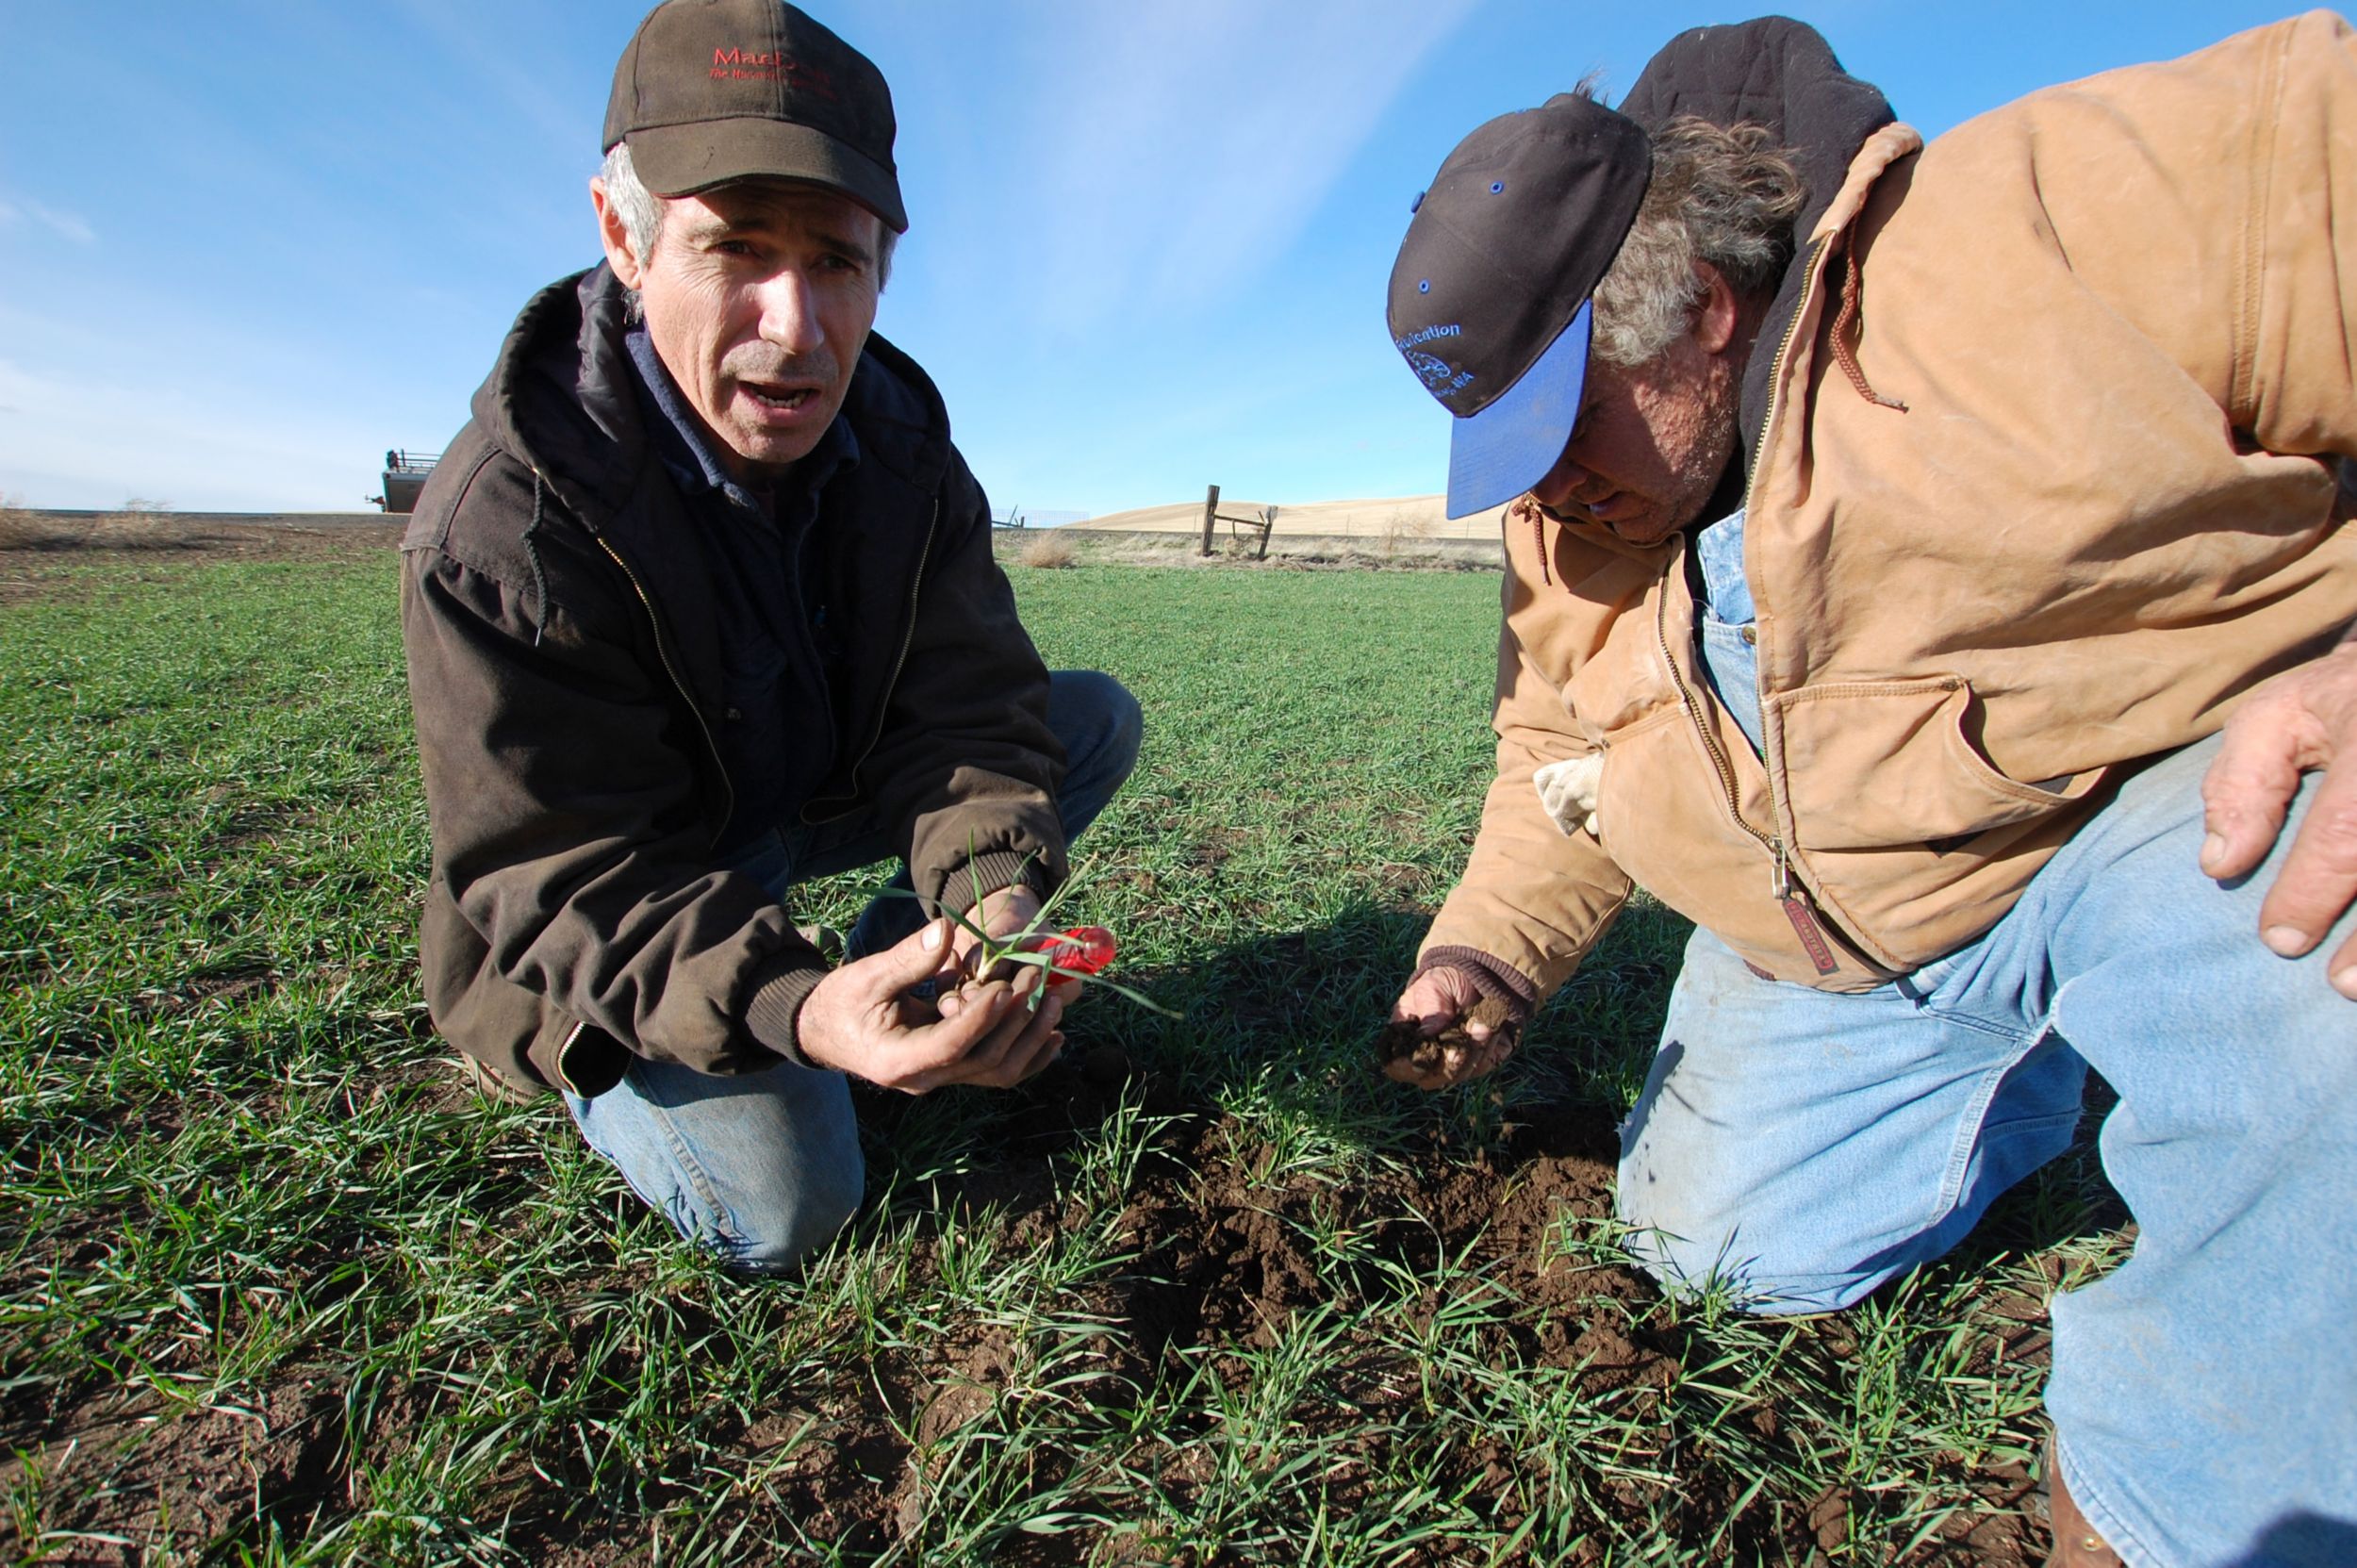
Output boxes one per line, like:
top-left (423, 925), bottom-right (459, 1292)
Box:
top-left (468, 263), bottom-right (957, 532)
top-left (1619, 16), bottom-right (1895, 474)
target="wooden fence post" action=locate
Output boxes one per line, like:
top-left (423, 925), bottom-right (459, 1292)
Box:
top-left (1199, 485), bottom-right (1220, 556)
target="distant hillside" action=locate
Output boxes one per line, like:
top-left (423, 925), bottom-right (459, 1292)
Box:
top-left (1080, 493), bottom-right (1509, 542)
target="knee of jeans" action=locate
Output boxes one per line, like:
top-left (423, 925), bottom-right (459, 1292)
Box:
top-left (1052, 670), bottom-right (1143, 788)
top-left (1617, 1164), bottom-right (1892, 1314)
top-left (721, 1157), bottom-right (865, 1275)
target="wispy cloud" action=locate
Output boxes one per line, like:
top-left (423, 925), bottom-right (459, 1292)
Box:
top-left (973, 0), bottom-right (1479, 329)
top-left (0, 194), bottom-right (97, 245)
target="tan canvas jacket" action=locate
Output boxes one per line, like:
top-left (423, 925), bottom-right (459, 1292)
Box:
top-left (1425, 12), bottom-right (2357, 999)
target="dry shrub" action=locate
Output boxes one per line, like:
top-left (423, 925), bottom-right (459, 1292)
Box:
top-left (91, 497), bottom-right (188, 550)
top-left (1020, 531), bottom-right (1078, 569)
top-left (1377, 506), bottom-right (1435, 559)
top-left (0, 493), bottom-right (92, 551)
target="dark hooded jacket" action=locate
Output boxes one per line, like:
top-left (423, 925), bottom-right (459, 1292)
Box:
top-left (401, 264), bottom-right (1065, 1097)
top-left (1617, 15), bottom-right (1895, 475)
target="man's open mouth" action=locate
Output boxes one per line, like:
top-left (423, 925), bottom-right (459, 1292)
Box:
top-left (743, 383), bottom-right (816, 412)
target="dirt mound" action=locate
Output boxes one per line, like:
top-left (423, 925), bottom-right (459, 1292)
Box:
top-left (1113, 1108), bottom-right (1639, 1370)
top-left (736, 1055), bottom-right (2043, 1565)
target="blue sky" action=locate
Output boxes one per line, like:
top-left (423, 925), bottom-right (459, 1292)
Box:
top-left (0, 1), bottom-right (2310, 516)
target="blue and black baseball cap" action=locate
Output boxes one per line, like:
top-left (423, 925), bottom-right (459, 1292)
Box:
top-left (1388, 94), bottom-right (1651, 519)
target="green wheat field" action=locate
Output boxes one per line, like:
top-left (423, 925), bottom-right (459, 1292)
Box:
top-left (0, 538), bottom-right (2128, 1565)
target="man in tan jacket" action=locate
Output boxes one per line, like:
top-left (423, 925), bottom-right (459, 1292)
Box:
top-left (1383, 16), bottom-right (2355, 1564)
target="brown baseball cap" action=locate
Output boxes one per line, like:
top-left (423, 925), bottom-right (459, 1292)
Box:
top-left (603, 0), bottom-right (907, 232)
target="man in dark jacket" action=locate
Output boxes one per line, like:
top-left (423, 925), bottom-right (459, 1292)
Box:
top-left (400, 0), bottom-right (1140, 1272)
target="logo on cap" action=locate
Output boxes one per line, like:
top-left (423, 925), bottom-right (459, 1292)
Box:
top-left (1404, 351), bottom-right (1454, 391)
top-left (710, 46), bottom-right (837, 95)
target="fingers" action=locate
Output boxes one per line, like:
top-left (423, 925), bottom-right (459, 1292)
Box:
top-left (803, 926), bottom-right (1079, 1089)
top-left (842, 916), bottom-right (955, 1002)
top-left (1381, 966), bottom-right (1514, 1091)
top-left (2199, 652), bottom-right (2357, 994)
top-left (949, 975), bottom-right (1066, 1088)
top-left (1389, 966), bottom-right (1478, 1034)
top-left (1448, 1030), bottom-right (1517, 1081)
top-left (899, 973), bottom-right (1065, 1094)
top-left (2200, 704), bottom-right (2307, 881)
top-left (2254, 759), bottom-right (2357, 984)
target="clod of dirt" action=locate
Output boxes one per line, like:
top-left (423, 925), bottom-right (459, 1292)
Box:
top-left (1376, 990), bottom-right (1516, 1083)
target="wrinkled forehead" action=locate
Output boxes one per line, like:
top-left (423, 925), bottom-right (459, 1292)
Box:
top-left (664, 177), bottom-right (883, 244)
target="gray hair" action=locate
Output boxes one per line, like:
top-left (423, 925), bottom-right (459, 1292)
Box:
top-left (1590, 115), bottom-right (1804, 367)
top-left (598, 140), bottom-right (897, 289)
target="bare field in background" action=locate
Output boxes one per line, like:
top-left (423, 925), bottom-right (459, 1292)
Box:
top-left (0, 509), bottom-right (401, 604)
top-left (994, 525), bottom-right (1503, 573)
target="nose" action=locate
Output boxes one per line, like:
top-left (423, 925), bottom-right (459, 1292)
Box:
top-left (1530, 442), bottom-right (1597, 510)
top-left (752, 266), bottom-right (826, 356)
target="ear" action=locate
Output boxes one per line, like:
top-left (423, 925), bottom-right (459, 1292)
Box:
top-left (590, 178), bottom-right (645, 290)
top-left (1689, 261), bottom-right (1743, 356)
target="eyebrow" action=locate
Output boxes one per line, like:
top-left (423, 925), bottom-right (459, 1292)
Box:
top-left (689, 206), bottom-right (875, 267)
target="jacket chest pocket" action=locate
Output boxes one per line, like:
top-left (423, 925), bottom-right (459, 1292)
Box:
top-left (721, 632), bottom-right (787, 704)
top-left (718, 637), bottom-right (815, 785)
top-left (1771, 676), bottom-right (2099, 850)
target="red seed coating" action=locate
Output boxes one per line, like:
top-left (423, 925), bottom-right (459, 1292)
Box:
top-left (1030, 926), bottom-right (1115, 987)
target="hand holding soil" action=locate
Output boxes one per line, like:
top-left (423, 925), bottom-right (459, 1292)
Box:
top-left (798, 918), bottom-right (1065, 1094)
top-left (1378, 963), bottom-right (1521, 1089)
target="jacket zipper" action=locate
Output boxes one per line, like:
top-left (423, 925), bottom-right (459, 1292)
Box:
top-left (806, 491), bottom-right (941, 822)
top-left (1656, 232), bottom-right (1841, 975)
top-left (592, 529), bottom-right (735, 849)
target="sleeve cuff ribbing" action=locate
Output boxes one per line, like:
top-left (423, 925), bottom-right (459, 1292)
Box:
top-left (939, 850), bottom-right (1057, 917)
top-left (743, 960), bottom-right (830, 1067)
top-left (1411, 946), bottom-right (1541, 1028)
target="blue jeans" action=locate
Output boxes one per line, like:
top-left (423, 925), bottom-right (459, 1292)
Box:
top-left (1617, 733), bottom-right (2357, 1567)
top-left (564, 670), bottom-right (1143, 1273)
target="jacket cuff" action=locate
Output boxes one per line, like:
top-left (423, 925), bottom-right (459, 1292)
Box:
top-left (1412, 946), bottom-right (1541, 1028)
top-left (743, 959), bottom-right (830, 1066)
top-left (939, 850), bottom-right (1057, 917)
